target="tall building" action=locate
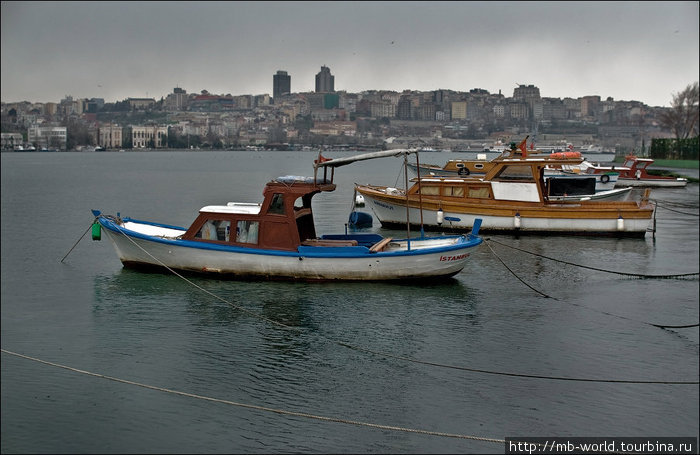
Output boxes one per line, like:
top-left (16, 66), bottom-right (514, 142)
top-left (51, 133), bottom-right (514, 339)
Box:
top-left (273, 70), bottom-right (291, 101)
top-left (315, 66), bottom-right (334, 93)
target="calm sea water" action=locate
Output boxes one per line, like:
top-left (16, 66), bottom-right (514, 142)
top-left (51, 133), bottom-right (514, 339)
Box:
top-left (2, 150), bottom-right (698, 454)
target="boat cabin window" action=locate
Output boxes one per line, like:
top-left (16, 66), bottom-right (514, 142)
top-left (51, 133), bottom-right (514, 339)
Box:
top-left (468, 187), bottom-right (490, 198)
top-left (444, 186), bottom-right (465, 197)
top-left (236, 220), bottom-right (259, 244)
top-left (268, 193), bottom-right (285, 214)
top-left (195, 220), bottom-right (231, 242)
top-left (492, 165), bottom-right (535, 181)
top-left (419, 185), bottom-right (440, 195)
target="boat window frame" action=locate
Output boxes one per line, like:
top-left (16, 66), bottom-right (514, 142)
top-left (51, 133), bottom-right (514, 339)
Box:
top-left (268, 193), bottom-right (286, 215)
top-left (235, 219), bottom-right (259, 244)
top-left (194, 218), bottom-right (231, 242)
top-left (443, 185), bottom-right (465, 197)
top-left (491, 164), bottom-right (536, 182)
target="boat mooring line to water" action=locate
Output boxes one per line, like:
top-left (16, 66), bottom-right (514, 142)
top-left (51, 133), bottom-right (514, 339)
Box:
top-left (652, 201), bottom-right (700, 217)
top-left (60, 218), bottom-right (98, 263)
top-left (483, 240), bottom-right (555, 299)
top-left (486, 238), bottom-right (699, 279)
top-left (485, 239), bottom-right (699, 330)
top-left (0, 349), bottom-right (505, 445)
top-left (651, 198), bottom-right (700, 217)
top-left (95, 223), bottom-right (698, 384)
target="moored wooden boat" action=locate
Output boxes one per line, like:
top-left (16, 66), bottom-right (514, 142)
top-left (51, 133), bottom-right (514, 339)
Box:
top-left (357, 150), bottom-right (655, 237)
top-left (582, 155), bottom-right (688, 188)
top-left (94, 152), bottom-right (483, 281)
top-left (408, 149), bottom-right (621, 194)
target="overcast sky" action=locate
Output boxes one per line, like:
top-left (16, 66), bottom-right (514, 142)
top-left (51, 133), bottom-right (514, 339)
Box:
top-left (1, 1), bottom-right (698, 107)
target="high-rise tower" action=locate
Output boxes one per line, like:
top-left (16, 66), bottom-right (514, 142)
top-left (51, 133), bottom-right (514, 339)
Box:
top-left (273, 70), bottom-right (291, 102)
top-left (314, 66), bottom-right (334, 93)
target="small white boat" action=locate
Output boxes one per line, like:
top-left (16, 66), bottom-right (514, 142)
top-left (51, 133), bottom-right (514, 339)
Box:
top-left (94, 151), bottom-right (483, 281)
top-left (582, 155), bottom-right (688, 188)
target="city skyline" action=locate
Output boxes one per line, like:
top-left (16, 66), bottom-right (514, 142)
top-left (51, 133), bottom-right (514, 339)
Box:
top-left (1, 1), bottom-right (698, 107)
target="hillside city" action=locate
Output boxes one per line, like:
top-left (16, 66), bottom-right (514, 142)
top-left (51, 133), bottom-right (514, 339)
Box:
top-left (0, 65), bottom-right (679, 155)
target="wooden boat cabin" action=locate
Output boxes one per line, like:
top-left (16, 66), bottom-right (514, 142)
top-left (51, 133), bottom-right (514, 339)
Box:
top-left (411, 155), bottom-right (604, 203)
top-left (180, 176), bottom-right (337, 251)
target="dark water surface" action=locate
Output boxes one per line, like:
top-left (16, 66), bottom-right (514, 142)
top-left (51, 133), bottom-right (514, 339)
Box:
top-left (2, 151), bottom-right (698, 453)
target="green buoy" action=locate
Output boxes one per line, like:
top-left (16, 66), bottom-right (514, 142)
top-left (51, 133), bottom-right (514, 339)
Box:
top-left (91, 221), bottom-right (101, 241)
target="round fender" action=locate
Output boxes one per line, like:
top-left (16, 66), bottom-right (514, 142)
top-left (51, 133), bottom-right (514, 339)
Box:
top-left (600, 174), bottom-right (610, 184)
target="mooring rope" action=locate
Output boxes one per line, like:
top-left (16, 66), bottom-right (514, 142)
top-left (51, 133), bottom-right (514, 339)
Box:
top-left (60, 218), bottom-right (98, 263)
top-left (484, 238), bottom-right (699, 330)
top-left (487, 238), bottom-right (699, 279)
top-left (652, 200), bottom-right (700, 217)
top-left (0, 349), bottom-right (504, 445)
top-left (484, 239), bottom-right (556, 299)
top-left (91, 221), bottom-right (698, 385)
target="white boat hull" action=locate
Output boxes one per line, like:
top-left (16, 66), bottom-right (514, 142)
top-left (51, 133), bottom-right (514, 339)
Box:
top-left (98, 217), bottom-right (482, 281)
top-left (360, 192), bottom-right (652, 236)
top-left (616, 177), bottom-right (688, 188)
top-left (548, 186), bottom-right (632, 201)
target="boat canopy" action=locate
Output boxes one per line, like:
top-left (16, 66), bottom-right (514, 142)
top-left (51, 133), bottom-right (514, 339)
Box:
top-left (313, 149), bottom-right (418, 169)
top-left (313, 148), bottom-right (420, 184)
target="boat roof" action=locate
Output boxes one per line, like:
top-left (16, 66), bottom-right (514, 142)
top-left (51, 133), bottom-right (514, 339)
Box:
top-left (200, 203), bottom-right (262, 215)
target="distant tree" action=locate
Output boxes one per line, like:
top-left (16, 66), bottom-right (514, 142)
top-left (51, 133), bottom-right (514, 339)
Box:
top-left (63, 117), bottom-right (93, 149)
top-left (659, 82), bottom-right (699, 140)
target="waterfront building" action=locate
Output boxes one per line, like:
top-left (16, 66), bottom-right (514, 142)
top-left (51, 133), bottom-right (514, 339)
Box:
top-left (315, 66), bottom-right (334, 93)
top-left (98, 123), bottom-right (123, 149)
top-left (273, 70), bottom-right (291, 101)
top-left (131, 125), bottom-right (168, 148)
top-left (1, 132), bottom-right (23, 150)
top-left (27, 125), bottom-right (67, 150)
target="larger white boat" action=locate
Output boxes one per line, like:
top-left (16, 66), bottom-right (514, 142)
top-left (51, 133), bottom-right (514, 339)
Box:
top-left (356, 146), bottom-right (655, 237)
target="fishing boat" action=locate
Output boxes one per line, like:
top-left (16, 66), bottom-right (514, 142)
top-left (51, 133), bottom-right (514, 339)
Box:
top-left (581, 155), bottom-right (688, 188)
top-left (356, 147), bottom-right (655, 237)
top-left (92, 150), bottom-right (483, 281)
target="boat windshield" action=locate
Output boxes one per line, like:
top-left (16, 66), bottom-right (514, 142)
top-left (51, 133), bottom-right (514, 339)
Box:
top-left (492, 164), bottom-right (536, 181)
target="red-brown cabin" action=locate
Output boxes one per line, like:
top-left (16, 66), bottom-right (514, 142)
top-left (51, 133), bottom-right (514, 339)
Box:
top-left (180, 177), bottom-right (336, 251)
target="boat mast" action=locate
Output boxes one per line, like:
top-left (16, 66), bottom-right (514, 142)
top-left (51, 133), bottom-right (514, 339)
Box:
top-left (415, 151), bottom-right (425, 237)
top-left (403, 155), bottom-right (411, 250)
